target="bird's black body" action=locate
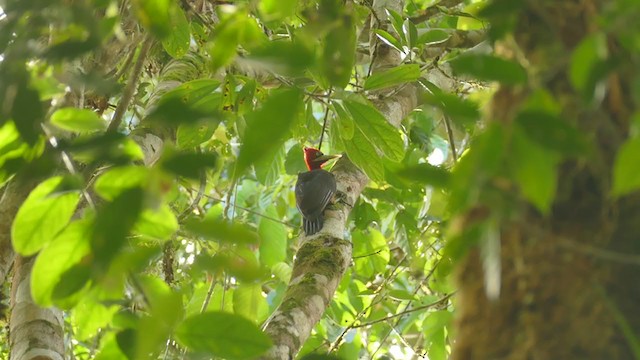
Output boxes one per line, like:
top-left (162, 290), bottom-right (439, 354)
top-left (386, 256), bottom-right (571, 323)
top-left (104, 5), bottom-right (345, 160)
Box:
top-left (295, 169), bottom-right (336, 235)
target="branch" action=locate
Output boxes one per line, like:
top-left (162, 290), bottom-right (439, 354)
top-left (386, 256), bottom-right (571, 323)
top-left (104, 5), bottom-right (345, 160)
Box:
top-left (353, 293), bottom-right (454, 328)
top-left (107, 35), bottom-right (154, 133)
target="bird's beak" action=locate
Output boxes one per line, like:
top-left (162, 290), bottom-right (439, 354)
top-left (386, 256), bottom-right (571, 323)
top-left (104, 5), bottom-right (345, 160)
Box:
top-left (315, 154), bottom-right (341, 163)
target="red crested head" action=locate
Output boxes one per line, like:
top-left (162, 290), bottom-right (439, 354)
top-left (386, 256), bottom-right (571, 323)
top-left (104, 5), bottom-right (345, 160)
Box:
top-left (303, 147), bottom-right (339, 171)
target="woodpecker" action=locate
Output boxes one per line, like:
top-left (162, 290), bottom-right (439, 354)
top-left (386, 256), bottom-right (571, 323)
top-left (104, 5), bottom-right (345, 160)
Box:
top-left (295, 147), bottom-right (340, 235)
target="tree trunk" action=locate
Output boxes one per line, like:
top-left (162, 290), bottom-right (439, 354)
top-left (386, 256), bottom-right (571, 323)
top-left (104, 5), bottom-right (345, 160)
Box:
top-left (10, 256), bottom-right (64, 360)
top-left (452, 1), bottom-right (640, 358)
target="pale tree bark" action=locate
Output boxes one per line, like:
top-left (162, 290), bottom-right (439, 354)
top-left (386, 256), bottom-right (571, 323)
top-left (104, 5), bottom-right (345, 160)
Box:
top-left (452, 0), bottom-right (640, 359)
top-left (10, 256), bottom-right (64, 360)
top-left (0, 178), bottom-right (38, 285)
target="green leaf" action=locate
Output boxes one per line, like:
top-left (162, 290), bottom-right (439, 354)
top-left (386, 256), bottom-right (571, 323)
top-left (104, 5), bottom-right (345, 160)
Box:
top-left (12, 176), bottom-right (80, 255)
top-left (184, 217), bottom-right (259, 245)
top-left (321, 14), bottom-right (357, 88)
top-left (132, 0), bottom-right (172, 38)
top-left (235, 88), bottom-right (302, 178)
top-left (569, 33), bottom-right (607, 100)
top-left (73, 300), bottom-right (118, 341)
top-left (91, 187), bottom-right (145, 271)
top-left (421, 80), bottom-right (480, 125)
top-left (351, 200), bottom-right (380, 230)
top-left (259, 206), bottom-right (287, 267)
top-left (352, 229), bottom-right (390, 278)
top-left (333, 102), bottom-right (354, 140)
top-left (515, 110), bottom-right (587, 155)
top-left (344, 100), bottom-right (404, 161)
top-left (259, 0), bottom-right (297, 21)
top-left (134, 205), bottom-right (178, 241)
top-left (450, 54), bottom-right (527, 85)
top-left (285, 146), bottom-right (308, 175)
top-left (161, 6), bottom-right (190, 58)
top-left (612, 137), bottom-right (640, 197)
top-left (162, 150), bottom-right (217, 180)
top-left (374, 30), bottom-right (402, 52)
top-left (50, 108), bottom-right (106, 132)
top-left (135, 275), bottom-right (184, 358)
top-left (146, 79), bottom-right (223, 125)
top-left (254, 146), bottom-right (284, 186)
top-left (510, 128), bottom-right (559, 213)
top-left (11, 81), bottom-right (44, 144)
top-left (341, 125), bottom-right (384, 181)
top-left (175, 312), bottom-right (272, 359)
top-left (176, 122), bottom-right (216, 148)
top-left (233, 284), bottom-right (268, 323)
top-left (417, 29), bottom-right (450, 45)
top-left (247, 41), bottom-right (315, 77)
top-left (31, 219), bottom-right (91, 306)
top-left (94, 166), bottom-right (149, 200)
top-left (396, 163), bottom-right (451, 188)
top-left (364, 64), bottom-right (421, 91)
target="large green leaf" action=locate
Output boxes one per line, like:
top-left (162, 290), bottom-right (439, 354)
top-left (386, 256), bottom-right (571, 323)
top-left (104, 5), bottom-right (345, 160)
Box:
top-left (259, 205), bottom-right (287, 267)
top-left (94, 166), bottom-right (150, 200)
top-left (146, 79), bottom-right (223, 125)
top-left (161, 6), bottom-right (190, 58)
top-left (91, 187), bottom-right (145, 271)
top-left (396, 164), bottom-right (451, 188)
top-left (515, 110), bottom-right (587, 155)
top-left (235, 88), bottom-right (302, 178)
top-left (134, 204), bottom-right (178, 241)
top-left (510, 128), bottom-right (559, 213)
top-left (233, 284), bottom-right (269, 323)
top-left (185, 217), bottom-right (259, 245)
top-left (321, 15), bottom-right (356, 88)
top-left (161, 150), bottom-right (218, 180)
top-left (132, 0), bottom-right (172, 38)
top-left (341, 125), bottom-right (384, 181)
top-left (420, 80), bottom-right (480, 125)
top-left (612, 137), bottom-right (640, 197)
top-left (73, 300), bottom-right (118, 341)
top-left (175, 312), bottom-right (272, 359)
top-left (12, 176), bottom-right (80, 255)
top-left (259, 0), bottom-right (297, 21)
top-left (352, 229), bottom-right (390, 278)
top-left (570, 33), bottom-right (607, 100)
top-left (450, 54), bottom-right (527, 85)
top-left (31, 219), bottom-right (91, 306)
top-left (344, 100), bottom-right (404, 162)
top-left (50, 108), bottom-right (106, 133)
top-left (364, 64), bottom-right (421, 91)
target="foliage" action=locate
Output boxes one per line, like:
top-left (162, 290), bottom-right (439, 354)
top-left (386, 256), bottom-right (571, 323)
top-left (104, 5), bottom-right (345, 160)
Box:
top-left (2, 0), bottom-right (639, 359)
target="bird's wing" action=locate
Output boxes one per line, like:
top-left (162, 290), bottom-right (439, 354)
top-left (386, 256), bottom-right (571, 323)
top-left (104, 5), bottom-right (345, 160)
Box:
top-left (295, 170), bottom-right (337, 218)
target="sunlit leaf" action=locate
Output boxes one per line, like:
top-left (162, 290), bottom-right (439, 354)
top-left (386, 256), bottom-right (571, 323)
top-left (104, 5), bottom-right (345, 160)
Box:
top-left (94, 166), bottom-right (150, 200)
top-left (364, 64), bottom-right (421, 91)
top-left (12, 176), bottom-right (80, 255)
top-left (50, 108), bottom-right (106, 132)
top-left (31, 219), bottom-right (91, 306)
top-left (175, 312), bottom-right (272, 359)
top-left (134, 204), bottom-right (178, 241)
top-left (612, 137), bottom-right (640, 197)
top-left (259, 206), bottom-right (287, 267)
top-left (132, 0), bottom-right (172, 38)
top-left (146, 79), bottom-right (223, 125)
top-left (344, 100), bottom-right (404, 162)
top-left (417, 29), bottom-right (451, 45)
top-left (233, 284), bottom-right (269, 323)
top-left (353, 229), bottom-right (390, 278)
top-left (235, 88), bottom-right (302, 178)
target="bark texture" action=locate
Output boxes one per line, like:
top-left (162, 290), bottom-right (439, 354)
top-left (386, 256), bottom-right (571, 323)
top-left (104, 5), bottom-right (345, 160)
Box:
top-left (452, 1), bottom-right (640, 359)
top-left (10, 256), bottom-right (64, 360)
top-left (0, 178), bottom-right (37, 285)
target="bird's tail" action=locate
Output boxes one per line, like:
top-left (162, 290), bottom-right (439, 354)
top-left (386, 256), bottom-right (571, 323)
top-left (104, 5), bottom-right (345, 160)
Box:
top-left (303, 216), bottom-right (323, 235)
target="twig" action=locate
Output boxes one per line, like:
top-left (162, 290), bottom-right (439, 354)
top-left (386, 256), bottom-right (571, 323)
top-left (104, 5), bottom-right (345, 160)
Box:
top-left (178, 162), bottom-right (207, 221)
top-left (352, 292), bottom-right (454, 328)
top-left (443, 115), bottom-right (458, 163)
top-left (194, 189), bottom-right (297, 228)
top-left (107, 35), bottom-right (153, 133)
top-left (318, 88), bottom-right (333, 151)
top-left (200, 278), bottom-right (217, 313)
